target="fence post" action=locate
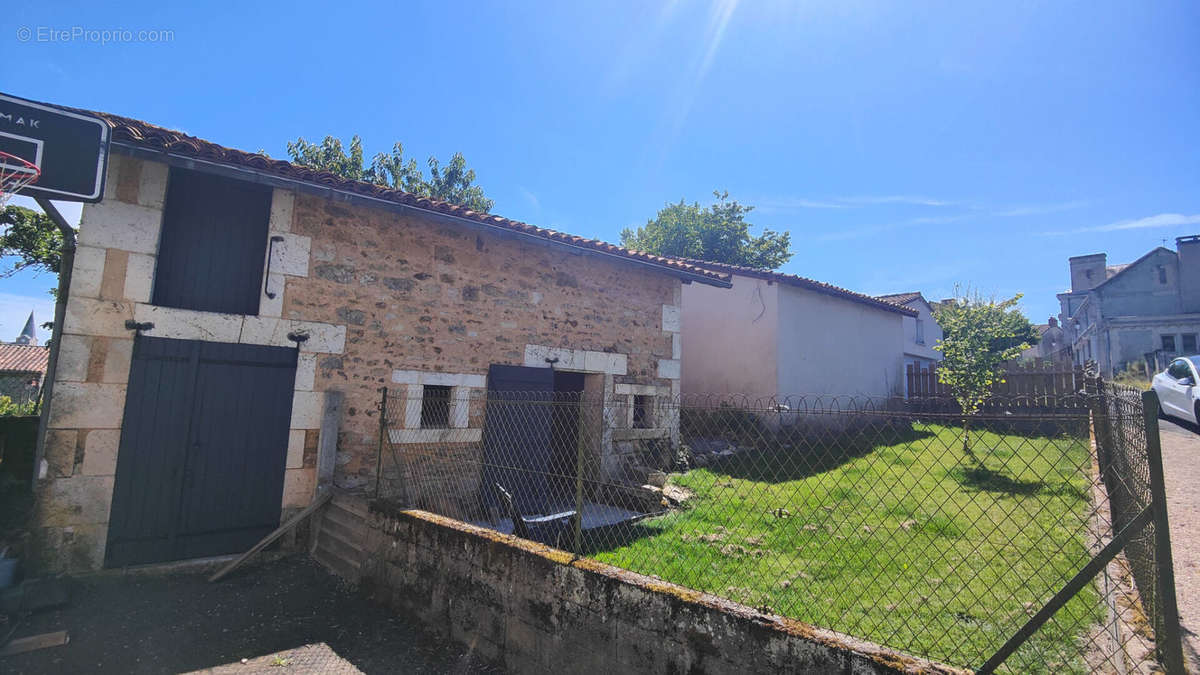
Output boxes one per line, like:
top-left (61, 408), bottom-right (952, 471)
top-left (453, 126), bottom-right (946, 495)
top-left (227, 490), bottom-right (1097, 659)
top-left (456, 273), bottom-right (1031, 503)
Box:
top-left (1090, 374), bottom-right (1121, 495)
top-left (375, 386), bottom-right (388, 500)
top-left (1141, 390), bottom-right (1186, 674)
top-left (571, 392), bottom-right (599, 557)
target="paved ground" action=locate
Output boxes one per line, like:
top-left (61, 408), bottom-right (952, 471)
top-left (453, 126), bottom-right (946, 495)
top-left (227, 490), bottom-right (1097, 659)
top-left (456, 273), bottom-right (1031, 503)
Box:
top-left (0, 555), bottom-right (497, 674)
top-left (1157, 417), bottom-right (1200, 671)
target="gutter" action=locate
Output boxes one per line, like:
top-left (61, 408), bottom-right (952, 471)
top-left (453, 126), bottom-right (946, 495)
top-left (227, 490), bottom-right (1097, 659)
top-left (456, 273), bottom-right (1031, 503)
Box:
top-left (31, 198), bottom-right (76, 490)
top-left (110, 142), bottom-right (732, 289)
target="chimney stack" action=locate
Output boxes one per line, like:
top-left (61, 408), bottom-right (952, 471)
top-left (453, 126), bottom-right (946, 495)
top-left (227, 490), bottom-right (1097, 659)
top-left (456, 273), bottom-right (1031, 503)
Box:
top-left (1068, 253), bottom-right (1106, 292)
top-left (1048, 317), bottom-right (1058, 328)
top-left (1177, 236), bottom-right (1200, 312)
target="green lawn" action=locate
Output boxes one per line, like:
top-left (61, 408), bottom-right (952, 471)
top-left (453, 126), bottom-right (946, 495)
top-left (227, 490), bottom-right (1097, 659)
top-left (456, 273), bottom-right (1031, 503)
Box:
top-left (589, 423), bottom-right (1104, 673)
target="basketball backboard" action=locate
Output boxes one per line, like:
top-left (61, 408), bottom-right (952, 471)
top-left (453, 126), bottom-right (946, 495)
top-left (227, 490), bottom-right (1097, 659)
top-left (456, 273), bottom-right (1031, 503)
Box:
top-left (0, 92), bottom-right (110, 203)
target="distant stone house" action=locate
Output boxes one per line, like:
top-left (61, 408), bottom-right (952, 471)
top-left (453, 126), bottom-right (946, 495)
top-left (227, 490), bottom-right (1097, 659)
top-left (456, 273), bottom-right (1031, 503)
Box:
top-left (875, 292), bottom-right (943, 375)
top-left (0, 312), bottom-right (47, 405)
top-left (1018, 318), bottom-right (1069, 365)
top-left (1058, 236), bottom-right (1200, 376)
top-left (681, 261), bottom-right (915, 402)
top-left (33, 107), bottom-right (730, 572)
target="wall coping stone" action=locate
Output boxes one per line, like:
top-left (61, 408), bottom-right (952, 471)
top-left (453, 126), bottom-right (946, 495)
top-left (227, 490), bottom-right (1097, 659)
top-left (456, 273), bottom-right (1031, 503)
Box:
top-left (363, 504), bottom-right (968, 675)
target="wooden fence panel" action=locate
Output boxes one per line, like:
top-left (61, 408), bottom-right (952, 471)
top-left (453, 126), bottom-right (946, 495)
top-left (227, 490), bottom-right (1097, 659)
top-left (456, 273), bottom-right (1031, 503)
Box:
top-left (907, 362), bottom-right (1084, 400)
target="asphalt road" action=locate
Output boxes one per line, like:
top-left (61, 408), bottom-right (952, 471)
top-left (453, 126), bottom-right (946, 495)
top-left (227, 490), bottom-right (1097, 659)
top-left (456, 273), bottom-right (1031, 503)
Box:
top-left (1157, 416), bottom-right (1200, 671)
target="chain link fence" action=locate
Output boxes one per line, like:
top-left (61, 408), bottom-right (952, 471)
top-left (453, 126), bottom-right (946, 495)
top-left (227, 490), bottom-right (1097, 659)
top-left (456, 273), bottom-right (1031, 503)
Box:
top-left (374, 384), bottom-right (1180, 673)
top-left (1088, 380), bottom-right (1184, 673)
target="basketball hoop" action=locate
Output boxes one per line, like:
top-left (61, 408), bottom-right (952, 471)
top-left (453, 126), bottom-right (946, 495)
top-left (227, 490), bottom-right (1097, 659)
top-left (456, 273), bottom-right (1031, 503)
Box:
top-left (0, 151), bottom-right (41, 207)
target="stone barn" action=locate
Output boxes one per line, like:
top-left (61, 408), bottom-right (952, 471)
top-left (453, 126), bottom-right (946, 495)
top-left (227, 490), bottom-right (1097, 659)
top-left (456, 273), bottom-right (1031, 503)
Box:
top-left (31, 108), bottom-right (730, 572)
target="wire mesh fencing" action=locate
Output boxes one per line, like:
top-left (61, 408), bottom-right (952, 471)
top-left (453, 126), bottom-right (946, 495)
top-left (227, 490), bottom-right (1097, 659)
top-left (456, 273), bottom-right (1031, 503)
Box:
top-left (374, 385), bottom-right (1179, 673)
top-left (1088, 380), bottom-right (1184, 673)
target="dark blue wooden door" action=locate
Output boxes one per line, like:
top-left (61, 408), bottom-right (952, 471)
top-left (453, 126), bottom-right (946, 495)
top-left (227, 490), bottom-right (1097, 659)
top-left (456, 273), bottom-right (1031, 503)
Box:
top-left (482, 364), bottom-right (554, 514)
top-left (105, 337), bottom-right (297, 567)
top-left (152, 168), bottom-right (272, 316)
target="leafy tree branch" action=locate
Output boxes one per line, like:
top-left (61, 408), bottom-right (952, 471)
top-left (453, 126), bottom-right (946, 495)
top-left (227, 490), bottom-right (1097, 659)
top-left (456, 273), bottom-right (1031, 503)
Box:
top-left (621, 191), bottom-right (792, 269)
top-left (0, 205), bottom-right (67, 279)
top-left (286, 136), bottom-right (494, 213)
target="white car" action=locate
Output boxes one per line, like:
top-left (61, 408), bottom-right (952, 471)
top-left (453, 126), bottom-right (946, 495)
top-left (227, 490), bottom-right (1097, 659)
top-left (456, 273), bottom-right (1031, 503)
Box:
top-left (1151, 356), bottom-right (1200, 423)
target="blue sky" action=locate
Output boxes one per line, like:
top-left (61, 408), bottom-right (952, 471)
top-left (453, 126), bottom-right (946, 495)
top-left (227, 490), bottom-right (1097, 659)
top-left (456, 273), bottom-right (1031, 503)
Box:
top-left (3, 1), bottom-right (1199, 341)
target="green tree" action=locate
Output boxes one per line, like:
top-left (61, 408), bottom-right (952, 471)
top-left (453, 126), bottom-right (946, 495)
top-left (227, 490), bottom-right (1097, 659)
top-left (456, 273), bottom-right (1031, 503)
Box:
top-left (0, 205), bottom-right (67, 279)
top-left (286, 136), bottom-right (494, 213)
top-left (1, 203), bottom-right (69, 317)
top-left (933, 291), bottom-right (1039, 460)
top-left (620, 191), bottom-right (792, 269)
top-left (0, 393), bottom-right (38, 417)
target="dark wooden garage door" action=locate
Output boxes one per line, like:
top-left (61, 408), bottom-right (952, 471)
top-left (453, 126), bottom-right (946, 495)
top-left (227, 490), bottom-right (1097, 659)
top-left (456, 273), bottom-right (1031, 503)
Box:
top-left (481, 365), bottom-right (554, 515)
top-left (105, 336), bottom-right (297, 567)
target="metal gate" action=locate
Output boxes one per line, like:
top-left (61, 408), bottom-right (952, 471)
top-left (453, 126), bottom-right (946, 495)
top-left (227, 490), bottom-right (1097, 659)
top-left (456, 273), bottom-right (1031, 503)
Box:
top-left (105, 336), bottom-right (297, 567)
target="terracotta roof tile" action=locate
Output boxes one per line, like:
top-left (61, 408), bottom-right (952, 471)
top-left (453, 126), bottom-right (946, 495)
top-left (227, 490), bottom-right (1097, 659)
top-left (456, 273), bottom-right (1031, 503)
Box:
top-left (62, 105), bottom-right (731, 287)
top-left (876, 291), bottom-right (923, 306)
top-left (681, 259), bottom-right (918, 316)
top-left (0, 344), bottom-right (49, 374)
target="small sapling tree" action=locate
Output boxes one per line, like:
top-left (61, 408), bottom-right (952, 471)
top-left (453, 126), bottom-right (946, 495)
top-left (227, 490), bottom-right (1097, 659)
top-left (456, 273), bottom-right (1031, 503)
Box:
top-left (933, 291), bottom-right (1038, 462)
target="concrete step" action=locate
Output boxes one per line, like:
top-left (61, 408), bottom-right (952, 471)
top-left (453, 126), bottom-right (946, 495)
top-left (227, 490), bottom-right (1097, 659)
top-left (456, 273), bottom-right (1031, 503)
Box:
top-left (313, 544), bottom-right (361, 582)
top-left (332, 494), bottom-right (369, 518)
top-left (314, 536), bottom-right (361, 567)
top-left (318, 520), bottom-right (364, 558)
top-left (310, 493), bottom-right (371, 582)
top-left (322, 503), bottom-right (368, 536)
top-left (318, 517), bottom-right (365, 554)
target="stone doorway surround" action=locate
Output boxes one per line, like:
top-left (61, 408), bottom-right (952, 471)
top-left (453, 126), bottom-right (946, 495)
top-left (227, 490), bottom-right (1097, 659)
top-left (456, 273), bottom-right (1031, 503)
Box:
top-left (37, 155), bottom-right (348, 572)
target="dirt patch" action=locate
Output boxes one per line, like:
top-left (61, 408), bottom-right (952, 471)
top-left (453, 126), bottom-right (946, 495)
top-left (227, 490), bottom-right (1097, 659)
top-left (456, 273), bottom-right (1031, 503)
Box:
top-left (0, 555), bottom-right (497, 674)
top-left (661, 483), bottom-right (694, 507)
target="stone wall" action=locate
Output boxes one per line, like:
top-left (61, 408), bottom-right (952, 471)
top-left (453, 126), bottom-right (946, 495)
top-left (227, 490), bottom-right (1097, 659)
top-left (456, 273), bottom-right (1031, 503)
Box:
top-left (359, 506), bottom-right (964, 675)
top-left (285, 192), bottom-right (683, 488)
top-left (0, 372), bottom-right (40, 404)
top-left (32, 154), bottom-right (346, 572)
top-left (33, 151), bottom-right (685, 571)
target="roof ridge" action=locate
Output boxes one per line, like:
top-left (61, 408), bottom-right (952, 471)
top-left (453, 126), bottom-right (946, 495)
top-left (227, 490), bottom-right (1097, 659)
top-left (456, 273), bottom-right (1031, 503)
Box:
top-left (1091, 245), bottom-right (1175, 291)
top-left (676, 257), bottom-right (917, 316)
top-left (53, 102), bottom-right (731, 287)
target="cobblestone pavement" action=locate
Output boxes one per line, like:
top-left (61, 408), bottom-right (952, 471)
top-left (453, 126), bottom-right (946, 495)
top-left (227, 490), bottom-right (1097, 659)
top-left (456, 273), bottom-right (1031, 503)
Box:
top-left (1, 555), bottom-right (497, 674)
top-left (1158, 417), bottom-right (1200, 672)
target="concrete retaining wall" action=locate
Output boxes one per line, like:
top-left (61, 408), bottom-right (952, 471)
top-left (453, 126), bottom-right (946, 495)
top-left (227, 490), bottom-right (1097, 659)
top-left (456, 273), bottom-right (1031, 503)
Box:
top-left (359, 505), bottom-right (964, 675)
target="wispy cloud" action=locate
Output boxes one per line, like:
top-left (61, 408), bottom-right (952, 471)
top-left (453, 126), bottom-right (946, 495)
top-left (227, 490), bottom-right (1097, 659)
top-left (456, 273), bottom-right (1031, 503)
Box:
top-left (751, 194), bottom-right (955, 213)
top-left (861, 261), bottom-right (971, 298)
top-left (754, 197), bottom-right (847, 212)
top-left (989, 200), bottom-right (1088, 217)
top-left (816, 214), bottom-right (970, 242)
top-left (834, 195), bottom-right (956, 207)
top-left (517, 186), bottom-right (540, 212)
top-left (1041, 213), bottom-right (1200, 236)
top-left (753, 195), bottom-right (1088, 216)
